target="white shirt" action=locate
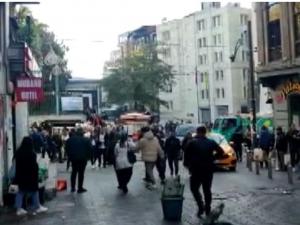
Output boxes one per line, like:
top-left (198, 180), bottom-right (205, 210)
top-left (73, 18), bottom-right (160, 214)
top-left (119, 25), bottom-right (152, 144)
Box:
top-left (114, 141), bottom-right (135, 170)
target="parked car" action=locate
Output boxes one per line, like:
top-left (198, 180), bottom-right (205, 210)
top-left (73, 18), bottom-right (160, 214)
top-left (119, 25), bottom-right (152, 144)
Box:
top-left (175, 124), bottom-right (200, 142)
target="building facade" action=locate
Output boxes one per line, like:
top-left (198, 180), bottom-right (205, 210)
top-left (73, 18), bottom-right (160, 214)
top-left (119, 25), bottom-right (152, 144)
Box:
top-left (256, 2), bottom-right (300, 130)
top-left (157, 3), bottom-right (251, 123)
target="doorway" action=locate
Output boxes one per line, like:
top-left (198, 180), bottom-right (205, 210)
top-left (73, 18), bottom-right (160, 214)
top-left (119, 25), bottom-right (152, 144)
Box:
top-left (288, 94), bottom-right (300, 128)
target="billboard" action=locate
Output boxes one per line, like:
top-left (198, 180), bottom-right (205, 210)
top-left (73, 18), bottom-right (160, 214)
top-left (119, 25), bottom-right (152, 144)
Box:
top-left (61, 96), bottom-right (83, 111)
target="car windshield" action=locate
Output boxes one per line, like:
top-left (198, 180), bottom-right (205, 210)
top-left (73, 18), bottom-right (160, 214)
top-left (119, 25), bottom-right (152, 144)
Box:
top-left (207, 133), bottom-right (228, 145)
top-left (175, 125), bottom-right (197, 137)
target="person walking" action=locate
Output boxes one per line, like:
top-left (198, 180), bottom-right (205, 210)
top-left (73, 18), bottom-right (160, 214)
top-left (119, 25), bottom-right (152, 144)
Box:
top-left (153, 128), bottom-right (166, 184)
top-left (231, 127), bottom-right (244, 162)
top-left (275, 127), bottom-right (288, 171)
top-left (15, 137), bottom-right (48, 216)
top-left (53, 131), bottom-right (63, 163)
top-left (90, 132), bottom-right (98, 169)
top-left (165, 132), bottom-right (181, 176)
top-left (136, 127), bottom-right (164, 189)
top-left (258, 125), bottom-right (273, 168)
top-left (287, 124), bottom-right (300, 171)
top-left (98, 128), bottom-right (108, 168)
top-left (184, 126), bottom-right (226, 218)
top-left (114, 134), bottom-right (135, 194)
top-left (65, 128), bottom-right (92, 193)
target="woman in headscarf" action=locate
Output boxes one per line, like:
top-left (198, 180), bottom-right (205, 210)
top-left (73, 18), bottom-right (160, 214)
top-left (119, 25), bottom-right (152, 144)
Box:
top-left (15, 136), bottom-right (48, 216)
top-left (114, 133), bottom-right (135, 194)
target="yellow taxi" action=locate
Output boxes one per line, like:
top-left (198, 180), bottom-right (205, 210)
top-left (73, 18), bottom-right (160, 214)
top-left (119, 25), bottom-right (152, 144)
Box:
top-left (207, 132), bottom-right (237, 171)
top-left (192, 132), bottom-right (237, 171)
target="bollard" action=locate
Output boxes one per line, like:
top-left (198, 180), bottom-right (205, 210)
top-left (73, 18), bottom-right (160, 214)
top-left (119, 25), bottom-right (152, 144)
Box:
top-left (287, 164), bottom-right (294, 185)
top-left (268, 159), bottom-right (273, 179)
top-left (255, 161), bottom-right (260, 175)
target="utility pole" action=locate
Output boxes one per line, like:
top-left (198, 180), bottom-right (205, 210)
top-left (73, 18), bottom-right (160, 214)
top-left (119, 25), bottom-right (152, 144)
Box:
top-left (248, 20), bottom-right (257, 148)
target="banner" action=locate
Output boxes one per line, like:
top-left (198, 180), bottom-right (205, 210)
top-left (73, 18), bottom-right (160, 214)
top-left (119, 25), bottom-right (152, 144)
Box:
top-left (15, 77), bottom-right (44, 102)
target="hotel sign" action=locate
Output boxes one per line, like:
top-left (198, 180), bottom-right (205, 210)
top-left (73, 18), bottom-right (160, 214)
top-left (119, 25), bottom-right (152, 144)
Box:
top-left (15, 78), bottom-right (44, 102)
top-left (276, 81), bottom-right (300, 103)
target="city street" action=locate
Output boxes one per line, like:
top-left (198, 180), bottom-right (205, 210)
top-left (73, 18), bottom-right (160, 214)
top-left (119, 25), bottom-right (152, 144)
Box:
top-left (1, 160), bottom-right (300, 225)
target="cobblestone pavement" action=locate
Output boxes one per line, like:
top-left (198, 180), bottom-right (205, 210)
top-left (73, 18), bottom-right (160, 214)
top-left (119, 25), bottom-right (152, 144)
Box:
top-left (1, 160), bottom-right (300, 225)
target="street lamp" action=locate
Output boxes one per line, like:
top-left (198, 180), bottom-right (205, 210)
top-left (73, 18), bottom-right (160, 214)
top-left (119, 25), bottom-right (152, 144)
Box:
top-left (230, 20), bottom-right (257, 148)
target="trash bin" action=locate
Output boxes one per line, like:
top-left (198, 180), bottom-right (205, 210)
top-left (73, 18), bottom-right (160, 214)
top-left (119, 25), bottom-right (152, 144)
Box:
top-left (161, 177), bottom-right (184, 221)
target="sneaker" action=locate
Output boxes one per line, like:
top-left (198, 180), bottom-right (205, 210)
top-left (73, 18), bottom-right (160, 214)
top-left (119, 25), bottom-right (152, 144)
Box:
top-left (71, 188), bottom-right (76, 193)
top-left (36, 206), bottom-right (48, 213)
top-left (16, 208), bottom-right (28, 216)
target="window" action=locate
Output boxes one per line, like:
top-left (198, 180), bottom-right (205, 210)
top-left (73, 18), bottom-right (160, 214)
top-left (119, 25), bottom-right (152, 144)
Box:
top-left (243, 68), bottom-right (248, 81)
top-left (200, 73), bottom-right (204, 82)
top-left (267, 2), bottom-right (282, 61)
top-left (218, 34), bottom-right (222, 45)
top-left (221, 88), bottom-right (225, 98)
top-left (201, 90), bottom-right (205, 99)
top-left (162, 31), bottom-right (170, 41)
top-left (198, 38), bottom-right (206, 48)
top-left (243, 86), bottom-right (247, 99)
top-left (203, 37), bottom-right (207, 47)
top-left (198, 55), bottom-right (203, 65)
top-left (197, 19), bottom-right (205, 31)
top-left (169, 101), bottom-right (173, 110)
top-left (206, 89), bottom-right (209, 98)
top-left (240, 14), bottom-right (248, 25)
top-left (219, 52), bottom-right (223, 62)
top-left (294, 3), bottom-right (300, 56)
top-left (213, 15), bottom-right (221, 28)
top-left (213, 35), bottom-right (217, 46)
top-left (204, 54), bottom-right (207, 64)
top-left (214, 52), bottom-right (218, 62)
top-left (198, 38), bottom-right (202, 48)
top-left (220, 70), bottom-right (224, 80)
top-left (215, 70), bottom-right (219, 80)
top-left (216, 88), bottom-right (220, 98)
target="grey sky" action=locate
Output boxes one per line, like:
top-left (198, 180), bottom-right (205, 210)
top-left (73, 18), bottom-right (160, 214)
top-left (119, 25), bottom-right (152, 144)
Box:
top-left (29, 0), bottom-right (251, 79)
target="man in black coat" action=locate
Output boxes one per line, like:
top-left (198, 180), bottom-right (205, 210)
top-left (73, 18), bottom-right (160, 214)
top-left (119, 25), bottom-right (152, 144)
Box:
top-left (165, 132), bottom-right (181, 176)
top-left (65, 128), bottom-right (92, 193)
top-left (184, 126), bottom-right (226, 218)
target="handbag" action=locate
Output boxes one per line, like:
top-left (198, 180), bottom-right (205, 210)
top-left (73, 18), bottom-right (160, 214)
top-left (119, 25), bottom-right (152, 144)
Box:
top-left (127, 150), bottom-right (136, 164)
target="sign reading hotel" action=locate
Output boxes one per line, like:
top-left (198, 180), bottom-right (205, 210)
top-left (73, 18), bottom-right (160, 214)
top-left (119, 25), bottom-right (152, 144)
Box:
top-left (15, 77), bottom-right (44, 102)
top-left (276, 81), bottom-right (300, 104)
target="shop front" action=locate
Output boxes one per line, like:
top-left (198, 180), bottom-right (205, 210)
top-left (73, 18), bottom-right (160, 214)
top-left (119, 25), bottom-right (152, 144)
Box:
top-left (261, 75), bottom-right (300, 131)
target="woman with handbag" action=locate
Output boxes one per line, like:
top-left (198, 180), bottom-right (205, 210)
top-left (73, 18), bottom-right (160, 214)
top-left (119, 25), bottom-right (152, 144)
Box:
top-left (15, 136), bottom-right (48, 216)
top-left (114, 133), bottom-right (135, 194)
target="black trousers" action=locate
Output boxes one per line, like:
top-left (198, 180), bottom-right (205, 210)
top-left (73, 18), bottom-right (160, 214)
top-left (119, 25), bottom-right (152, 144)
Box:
top-left (290, 148), bottom-right (299, 167)
top-left (71, 160), bottom-right (87, 190)
top-left (168, 157), bottom-right (179, 175)
top-left (190, 172), bottom-right (213, 215)
top-left (115, 167), bottom-right (133, 189)
top-left (156, 157), bottom-right (166, 181)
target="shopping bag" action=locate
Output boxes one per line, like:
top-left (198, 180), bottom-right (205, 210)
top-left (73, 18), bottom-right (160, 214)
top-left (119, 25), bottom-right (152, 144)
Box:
top-left (56, 179), bottom-right (67, 191)
top-left (8, 184), bottom-right (19, 194)
top-left (284, 153), bottom-right (291, 166)
top-left (253, 148), bottom-right (264, 161)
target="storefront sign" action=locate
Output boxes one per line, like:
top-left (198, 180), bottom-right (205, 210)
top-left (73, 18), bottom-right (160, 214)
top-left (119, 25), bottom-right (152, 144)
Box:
top-left (15, 78), bottom-right (44, 102)
top-left (276, 81), bottom-right (300, 104)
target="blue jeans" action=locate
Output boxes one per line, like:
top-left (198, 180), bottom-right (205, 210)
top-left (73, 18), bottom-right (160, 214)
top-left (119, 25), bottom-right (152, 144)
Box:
top-left (15, 190), bottom-right (40, 210)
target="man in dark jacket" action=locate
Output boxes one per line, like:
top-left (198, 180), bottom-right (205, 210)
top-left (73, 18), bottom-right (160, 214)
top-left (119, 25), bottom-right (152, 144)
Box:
top-left (275, 127), bottom-right (288, 171)
top-left (65, 128), bottom-right (92, 193)
top-left (165, 132), bottom-right (181, 176)
top-left (259, 125), bottom-right (274, 168)
top-left (184, 126), bottom-right (226, 217)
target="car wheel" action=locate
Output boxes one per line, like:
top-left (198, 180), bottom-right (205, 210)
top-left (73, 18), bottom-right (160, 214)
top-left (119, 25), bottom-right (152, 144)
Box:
top-left (229, 166), bottom-right (236, 172)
